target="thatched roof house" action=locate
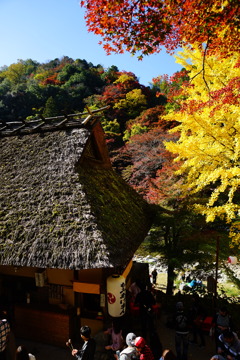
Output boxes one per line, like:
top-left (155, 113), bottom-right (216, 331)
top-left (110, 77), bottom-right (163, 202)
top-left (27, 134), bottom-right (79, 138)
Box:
top-left (0, 108), bottom-right (153, 271)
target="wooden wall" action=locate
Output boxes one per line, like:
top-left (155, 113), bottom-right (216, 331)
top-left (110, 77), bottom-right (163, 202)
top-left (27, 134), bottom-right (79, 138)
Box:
top-left (14, 305), bottom-right (73, 347)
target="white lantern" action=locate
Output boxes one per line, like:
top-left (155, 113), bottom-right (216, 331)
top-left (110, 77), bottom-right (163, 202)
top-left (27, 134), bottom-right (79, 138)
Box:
top-left (107, 274), bottom-right (126, 317)
top-left (228, 256), bottom-right (238, 265)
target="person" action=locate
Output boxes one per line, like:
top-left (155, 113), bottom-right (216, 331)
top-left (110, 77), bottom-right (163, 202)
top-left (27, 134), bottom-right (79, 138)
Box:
top-left (104, 319), bottom-right (124, 354)
top-left (0, 311), bottom-right (10, 360)
top-left (15, 345), bottom-right (36, 360)
top-left (72, 326), bottom-right (96, 360)
top-left (212, 307), bottom-right (234, 350)
top-left (134, 337), bottom-right (154, 360)
top-left (135, 285), bottom-right (156, 338)
top-left (116, 333), bottom-right (137, 360)
top-left (160, 349), bottom-right (177, 360)
top-left (174, 302), bottom-right (190, 360)
top-left (129, 281), bottom-right (142, 302)
top-left (210, 329), bottom-right (240, 360)
top-left (151, 270), bottom-right (157, 286)
top-left (189, 294), bottom-right (206, 347)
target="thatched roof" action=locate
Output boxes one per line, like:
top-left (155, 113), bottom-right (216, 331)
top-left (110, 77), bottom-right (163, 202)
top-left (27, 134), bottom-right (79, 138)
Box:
top-left (0, 111), bottom-right (153, 270)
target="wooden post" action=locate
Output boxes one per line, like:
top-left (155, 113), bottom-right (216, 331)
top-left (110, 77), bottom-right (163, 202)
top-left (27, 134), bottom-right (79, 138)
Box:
top-left (214, 236), bottom-right (220, 307)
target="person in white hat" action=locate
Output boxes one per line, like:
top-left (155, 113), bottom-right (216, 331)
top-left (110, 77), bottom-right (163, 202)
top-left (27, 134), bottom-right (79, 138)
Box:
top-left (116, 333), bottom-right (137, 360)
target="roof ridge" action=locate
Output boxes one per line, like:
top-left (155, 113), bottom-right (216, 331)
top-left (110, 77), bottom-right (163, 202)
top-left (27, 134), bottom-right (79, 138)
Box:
top-left (0, 105), bottom-right (109, 138)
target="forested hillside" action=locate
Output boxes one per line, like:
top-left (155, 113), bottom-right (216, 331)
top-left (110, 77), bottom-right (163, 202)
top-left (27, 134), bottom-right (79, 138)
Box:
top-left (0, 56), bottom-right (183, 160)
top-left (0, 57), bottom-right (106, 122)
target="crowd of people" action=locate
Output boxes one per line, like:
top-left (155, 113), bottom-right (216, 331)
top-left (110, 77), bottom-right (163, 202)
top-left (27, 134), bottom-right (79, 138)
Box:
top-left (66, 284), bottom-right (240, 360)
top-left (1, 278), bottom-right (240, 360)
top-left (68, 306), bottom-right (240, 360)
top-left (69, 326), bottom-right (157, 360)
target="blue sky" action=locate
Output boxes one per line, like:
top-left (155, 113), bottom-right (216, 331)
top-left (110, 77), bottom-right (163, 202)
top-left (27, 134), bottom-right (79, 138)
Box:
top-left (0, 0), bottom-right (182, 86)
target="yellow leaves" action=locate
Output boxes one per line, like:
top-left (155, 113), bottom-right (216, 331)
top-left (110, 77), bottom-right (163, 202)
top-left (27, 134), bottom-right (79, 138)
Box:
top-left (4, 62), bottom-right (27, 84)
top-left (195, 203), bottom-right (238, 224)
top-left (114, 74), bottom-right (135, 84)
top-left (212, 0), bottom-right (229, 13)
top-left (176, 46), bottom-right (240, 96)
top-left (164, 45), bottom-right (240, 243)
top-left (229, 221), bottom-right (240, 246)
top-left (114, 89), bottom-right (147, 110)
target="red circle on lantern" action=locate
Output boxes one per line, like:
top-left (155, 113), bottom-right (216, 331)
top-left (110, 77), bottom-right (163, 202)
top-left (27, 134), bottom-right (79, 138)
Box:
top-left (107, 292), bottom-right (116, 304)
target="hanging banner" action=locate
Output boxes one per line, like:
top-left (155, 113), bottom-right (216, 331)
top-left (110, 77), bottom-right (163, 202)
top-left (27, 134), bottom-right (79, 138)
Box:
top-left (107, 274), bottom-right (126, 317)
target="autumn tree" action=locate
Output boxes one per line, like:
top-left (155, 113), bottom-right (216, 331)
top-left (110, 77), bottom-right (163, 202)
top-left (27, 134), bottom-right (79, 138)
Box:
top-left (3, 62), bottom-right (29, 85)
top-left (80, 0), bottom-right (240, 246)
top-left (114, 88), bottom-right (147, 118)
top-left (84, 71), bottom-right (156, 151)
top-left (117, 124), bottom-right (228, 295)
top-left (84, 71), bottom-right (139, 147)
top-left (117, 128), bottom-right (178, 192)
top-left (164, 47), bottom-right (240, 244)
top-left (151, 69), bottom-right (190, 112)
top-left (80, 0), bottom-right (239, 58)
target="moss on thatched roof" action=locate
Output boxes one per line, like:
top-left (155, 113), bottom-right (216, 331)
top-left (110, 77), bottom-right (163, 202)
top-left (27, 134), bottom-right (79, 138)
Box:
top-left (0, 123), bottom-right (153, 270)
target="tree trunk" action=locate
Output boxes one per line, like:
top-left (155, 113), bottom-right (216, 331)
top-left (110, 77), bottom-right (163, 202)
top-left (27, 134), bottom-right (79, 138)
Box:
top-left (166, 262), bottom-right (175, 295)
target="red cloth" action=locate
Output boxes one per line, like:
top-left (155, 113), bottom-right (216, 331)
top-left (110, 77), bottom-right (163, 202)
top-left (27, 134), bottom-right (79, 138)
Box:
top-left (202, 316), bottom-right (213, 332)
top-left (139, 345), bottom-right (154, 360)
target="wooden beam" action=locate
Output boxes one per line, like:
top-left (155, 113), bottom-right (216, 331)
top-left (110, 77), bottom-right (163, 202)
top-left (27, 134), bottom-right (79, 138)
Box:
top-left (122, 260), bottom-right (133, 279)
top-left (73, 282), bottom-right (100, 294)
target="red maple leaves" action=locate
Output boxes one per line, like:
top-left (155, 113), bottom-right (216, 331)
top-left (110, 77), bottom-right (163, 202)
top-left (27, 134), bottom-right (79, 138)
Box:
top-left (81, 0), bottom-right (240, 58)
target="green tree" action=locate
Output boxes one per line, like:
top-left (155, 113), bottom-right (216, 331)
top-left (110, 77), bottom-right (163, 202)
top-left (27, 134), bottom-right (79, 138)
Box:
top-left (4, 62), bottom-right (27, 85)
top-left (144, 210), bottom-right (230, 295)
top-left (43, 96), bottom-right (59, 118)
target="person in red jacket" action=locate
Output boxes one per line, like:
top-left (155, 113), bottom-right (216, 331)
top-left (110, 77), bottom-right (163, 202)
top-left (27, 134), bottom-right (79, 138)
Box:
top-left (134, 337), bottom-right (154, 360)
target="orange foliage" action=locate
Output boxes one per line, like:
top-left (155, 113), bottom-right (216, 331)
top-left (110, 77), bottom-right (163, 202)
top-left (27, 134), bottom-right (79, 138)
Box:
top-left (81, 0), bottom-right (239, 58)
